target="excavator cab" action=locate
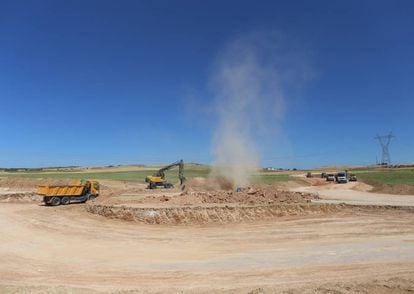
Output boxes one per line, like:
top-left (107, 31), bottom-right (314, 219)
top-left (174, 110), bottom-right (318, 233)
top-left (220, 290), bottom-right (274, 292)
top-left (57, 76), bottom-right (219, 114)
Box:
top-left (145, 160), bottom-right (185, 189)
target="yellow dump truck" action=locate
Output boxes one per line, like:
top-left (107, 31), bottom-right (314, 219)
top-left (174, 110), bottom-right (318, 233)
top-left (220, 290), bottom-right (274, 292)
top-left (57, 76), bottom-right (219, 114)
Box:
top-left (37, 179), bottom-right (99, 206)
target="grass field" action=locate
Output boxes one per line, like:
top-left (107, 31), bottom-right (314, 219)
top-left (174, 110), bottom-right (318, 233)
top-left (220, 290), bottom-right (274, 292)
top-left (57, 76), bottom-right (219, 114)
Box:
top-left (356, 169), bottom-right (414, 186)
top-left (251, 173), bottom-right (292, 184)
top-left (0, 166), bottom-right (292, 184)
top-left (2, 165), bottom-right (413, 186)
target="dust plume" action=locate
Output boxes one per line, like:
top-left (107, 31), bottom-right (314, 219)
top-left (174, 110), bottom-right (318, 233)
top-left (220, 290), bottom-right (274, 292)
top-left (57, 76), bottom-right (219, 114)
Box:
top-left (210, 31), bottom-right (310, 188)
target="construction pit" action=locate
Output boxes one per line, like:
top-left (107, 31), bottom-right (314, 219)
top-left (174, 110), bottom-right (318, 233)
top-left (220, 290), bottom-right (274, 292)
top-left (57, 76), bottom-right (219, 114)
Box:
top-left (1, 175), bottom-right (414, 293)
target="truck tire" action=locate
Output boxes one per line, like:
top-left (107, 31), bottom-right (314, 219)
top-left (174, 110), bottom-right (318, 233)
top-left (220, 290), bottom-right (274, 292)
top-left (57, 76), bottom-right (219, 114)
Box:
top-left (81, 194), bottom-right (90, 203)
top-left (50, 197), bottom-right (61, 206)
top-left (43, 197), bottom-right (51, 205)
top-left (61, 197), bottom-right (70, 205)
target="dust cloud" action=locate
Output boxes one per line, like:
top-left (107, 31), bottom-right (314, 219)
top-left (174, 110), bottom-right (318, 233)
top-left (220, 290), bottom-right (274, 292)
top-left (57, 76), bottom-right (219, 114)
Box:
top-left (210, 31), bottom-right (309, 187)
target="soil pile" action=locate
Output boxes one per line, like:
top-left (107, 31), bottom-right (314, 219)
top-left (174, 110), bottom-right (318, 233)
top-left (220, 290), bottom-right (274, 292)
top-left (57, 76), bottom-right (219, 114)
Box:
top-left (0, 192), bottom-right (40, 203)
top-left (135, 185), bottom-right (317, 206)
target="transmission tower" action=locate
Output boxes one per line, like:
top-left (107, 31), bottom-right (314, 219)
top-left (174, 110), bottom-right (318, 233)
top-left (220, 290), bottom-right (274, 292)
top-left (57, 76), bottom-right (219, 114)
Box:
top-left (374, 132), bottom-right (395, 165)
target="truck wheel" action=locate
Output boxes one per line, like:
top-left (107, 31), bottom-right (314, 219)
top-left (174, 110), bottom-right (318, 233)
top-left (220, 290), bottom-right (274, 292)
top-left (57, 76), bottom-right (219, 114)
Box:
top-left (50, 197), bottom-right (61, 206)
top-left (81, 194), bottom-right (90, 203)
top-left (61, 197), bottom-right (70, 205)
top-left (43, 197), bottom-right (51, 205)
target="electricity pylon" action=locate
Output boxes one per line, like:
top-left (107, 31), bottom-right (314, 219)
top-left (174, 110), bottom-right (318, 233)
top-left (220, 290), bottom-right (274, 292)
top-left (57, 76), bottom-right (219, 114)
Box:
top-left (375, 132), bottom-right (395, 165)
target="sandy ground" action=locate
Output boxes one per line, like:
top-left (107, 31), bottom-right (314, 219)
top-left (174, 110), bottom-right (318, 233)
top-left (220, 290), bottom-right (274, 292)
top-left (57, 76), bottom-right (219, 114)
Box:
top-left (1, 177), bottom-right (414, 292)
top-left (0, 202), bottom-right (414, 293)
top-left (293, 180), bottom-right (414, 206)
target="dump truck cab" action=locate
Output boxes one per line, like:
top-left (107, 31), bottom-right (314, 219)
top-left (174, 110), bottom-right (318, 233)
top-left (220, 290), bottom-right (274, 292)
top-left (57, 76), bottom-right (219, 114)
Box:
top-left (84, 180), bottom-right (100, 195)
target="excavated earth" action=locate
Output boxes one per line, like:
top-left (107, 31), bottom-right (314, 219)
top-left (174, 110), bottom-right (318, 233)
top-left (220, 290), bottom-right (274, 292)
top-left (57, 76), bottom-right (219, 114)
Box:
top-left (86, 184), bottom-right (414, 225)
top-left (86, 201), bottom-right (414, 225)
top-left (86, 185), bottom-right (323, 224)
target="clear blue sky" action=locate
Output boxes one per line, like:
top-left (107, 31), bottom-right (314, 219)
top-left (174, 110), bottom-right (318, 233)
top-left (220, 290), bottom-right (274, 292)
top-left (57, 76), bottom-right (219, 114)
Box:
top-left (1, 0), bottom-right (413, 168)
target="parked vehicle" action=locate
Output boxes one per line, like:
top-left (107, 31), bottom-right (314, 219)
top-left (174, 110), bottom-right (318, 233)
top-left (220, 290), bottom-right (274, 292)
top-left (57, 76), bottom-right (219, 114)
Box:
top-left (326, 174), bottom-right (335, 181)
top-left (336, 172), bottom-right (348, 183)
top-left (349, 174), bottom-right (357, 181)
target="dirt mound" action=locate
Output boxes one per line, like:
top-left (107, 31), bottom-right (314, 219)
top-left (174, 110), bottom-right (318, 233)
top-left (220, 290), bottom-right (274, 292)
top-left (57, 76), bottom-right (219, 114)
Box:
top-left (138, 185), bottom-right (316, 206)
top-left (0, 192), bottom-right (41, 203)
top-left (363, 180), bottom-right (414, 195)
top-left (352, 181), bottom-right (374, 192)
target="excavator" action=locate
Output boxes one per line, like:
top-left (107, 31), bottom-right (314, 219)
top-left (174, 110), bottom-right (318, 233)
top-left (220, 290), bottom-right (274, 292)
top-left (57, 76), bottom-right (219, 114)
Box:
top-left (145, 160), bottom-right (185, 189)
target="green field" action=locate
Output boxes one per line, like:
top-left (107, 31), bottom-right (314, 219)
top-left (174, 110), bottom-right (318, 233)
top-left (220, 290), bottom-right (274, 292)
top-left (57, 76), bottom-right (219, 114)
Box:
top-left (355, 169), bottom-right (414, 186)
top-left (3, 165), bottom-right (413, 186)
top-left (0, 166), bottom-right (292, 184)
top-left (251, 173), bottom-right (292, 184)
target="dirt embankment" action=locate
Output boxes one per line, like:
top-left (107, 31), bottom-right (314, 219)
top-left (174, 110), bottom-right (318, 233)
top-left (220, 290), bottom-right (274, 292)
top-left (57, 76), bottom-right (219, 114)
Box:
top-left (0, 191), bottom-right (40, 203)
top-left (0, 177), bottom-right (39, 202)
top-left (362, 179), bottom-right (414, 195)
top-left (86, 203), bottom-right (345, 225)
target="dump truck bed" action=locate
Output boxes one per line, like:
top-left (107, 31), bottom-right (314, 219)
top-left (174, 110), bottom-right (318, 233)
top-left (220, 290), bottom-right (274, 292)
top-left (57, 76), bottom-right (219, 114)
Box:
top-left (37, 185), bottom-right (85, 197)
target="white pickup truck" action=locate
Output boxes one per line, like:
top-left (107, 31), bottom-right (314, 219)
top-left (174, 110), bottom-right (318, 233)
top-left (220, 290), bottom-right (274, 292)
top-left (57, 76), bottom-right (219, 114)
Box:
top-left (335, 172), bottom-right (348, 183)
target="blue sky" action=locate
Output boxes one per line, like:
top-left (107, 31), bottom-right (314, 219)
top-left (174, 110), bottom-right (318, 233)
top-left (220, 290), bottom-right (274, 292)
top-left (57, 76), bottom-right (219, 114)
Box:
top-left (0, 0), bottom-right (413, 168)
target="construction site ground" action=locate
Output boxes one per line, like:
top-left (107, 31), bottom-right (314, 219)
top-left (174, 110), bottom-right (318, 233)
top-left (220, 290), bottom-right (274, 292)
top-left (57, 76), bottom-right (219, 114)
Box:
top-left (0, 176), bottom-right (414, 293)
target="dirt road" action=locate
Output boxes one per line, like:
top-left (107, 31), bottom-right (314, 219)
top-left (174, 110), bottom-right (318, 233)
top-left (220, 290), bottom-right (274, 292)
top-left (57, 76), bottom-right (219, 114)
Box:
top-left (293, 181), bottom-right (414, 206)
top-left (1, 202), bottom-right (414, 293)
